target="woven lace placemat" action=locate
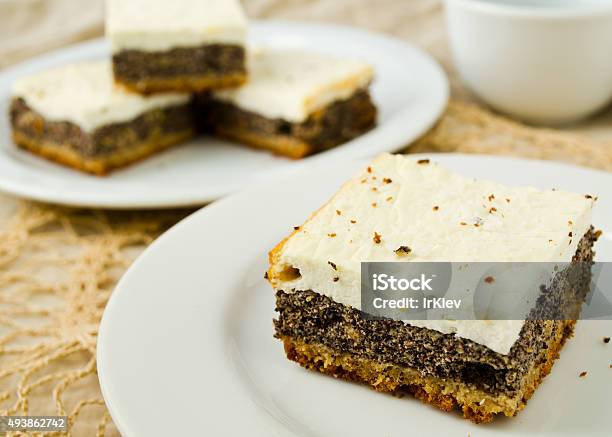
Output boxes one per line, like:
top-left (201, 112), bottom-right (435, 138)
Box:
top-left (1, 1), bottom-right (611, 435)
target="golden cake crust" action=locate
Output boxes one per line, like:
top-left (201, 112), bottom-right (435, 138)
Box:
top-left (214, 126), bottom-right (312, 159)
top-left (12, 129), bottom-right (194, 176)
top-left (116, 72), bottom-right (247, 95)
top-left (280, 320), bottom-right (575, 424)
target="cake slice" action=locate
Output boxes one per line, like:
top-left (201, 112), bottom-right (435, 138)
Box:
top-left (106, 0), bottom-right (247, 94)
top-left (199, 49), bottom-right (377, 159)
top-left (10, 61), bottom-right (195, 175)
top-left (267, 154), bottom-right (598, 423)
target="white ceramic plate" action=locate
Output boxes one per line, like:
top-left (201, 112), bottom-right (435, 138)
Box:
top-left (0, 21), bottom-right (448, 209)
top-left (98, 154), bottom-right (612, 437)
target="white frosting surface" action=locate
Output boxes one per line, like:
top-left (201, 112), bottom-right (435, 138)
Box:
top-left (106, 0), bottom-right (247, 52)
top-left (270, 154), bottom-right (596, 354)
top-left (11, 61), bottom-right (190, 132)
top-left (213, 49), bottom-right (374, 122)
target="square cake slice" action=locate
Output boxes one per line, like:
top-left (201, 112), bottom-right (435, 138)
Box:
top-left (10, 61), bottom-right (195, 175)
top-left (106, 0), bottom-right (247, 94)
top-left (199, 49), bottom-right (377, 159)
top-left (267, 154), bottom-right (598, 423)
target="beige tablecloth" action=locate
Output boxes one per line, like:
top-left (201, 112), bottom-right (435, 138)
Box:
top-left (0, 1), bottom-right (611, 436)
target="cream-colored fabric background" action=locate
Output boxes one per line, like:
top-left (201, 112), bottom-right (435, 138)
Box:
top-left (0, 1), bottom-right (611, 436)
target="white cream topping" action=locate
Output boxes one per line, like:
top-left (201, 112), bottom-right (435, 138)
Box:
top-left (11, 61), bottom-right (190, 132)
top-left (106, 0), bottom-right (247, 52)
top-left (270, 154), bottom-right (596, 354)
top-left (212, 49), bottom-right (374, 122)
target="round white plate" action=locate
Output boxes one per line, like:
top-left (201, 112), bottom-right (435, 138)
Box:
top-left (0, 21), bottom-right (448, 209)
top-left (98, 154), bottom-right (612, 436)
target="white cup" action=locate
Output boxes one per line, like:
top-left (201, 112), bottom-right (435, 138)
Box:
top-left (444, 0), bottom-right (612, 125)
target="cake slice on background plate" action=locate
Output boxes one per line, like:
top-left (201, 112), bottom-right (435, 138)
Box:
top-left (10, 61), bottom-right (195, 175)
top-left (267, 153), bottom-right (599, 423)
top-left (199, 49), bottom-right (377, 159)
top-left (106, 0), bottom-right (247, 94)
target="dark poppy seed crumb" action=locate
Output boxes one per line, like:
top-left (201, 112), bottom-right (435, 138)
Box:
top-left (603, 337), bottom-right (610, 344)
top-left (579, 371), bottom-right (587, 378)
top-left (373, 232), bottom-right (382, 244)
top-left (394, 246), bottom-right (412, 256)
top-left (506, 198), bottom-right (511, 203)
top-left (489, 207), bottom-right (497, 213)
top-left (264, 271), bottom-right (269, 280)
top-left (367, 166), bottom-right (373, 173)
top-left (336, 210), bottom-right (342, 216)
top-left (488, 194), bottom-right (495, 201)
top-left (417, 159), bottom-right (430, 165)
top-left (333, 277), bottom-right (340, 282)
top-left (433, 206), bottom-right (439, 211)
top-left (569, 232), bottom-right (573, 237)
top-left (585, 194), bottom-right (593, 199)
top-left (484, 276), bottom-right (495, 284)
top-left (350, 219), bottom-right (357, 224)
top-left (328, 261), bottom-right (337, 271)
top-left (383, 178), bottom-right (392, 184)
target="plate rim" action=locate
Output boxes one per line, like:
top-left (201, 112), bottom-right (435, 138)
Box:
top-left (97, 152), bottom-right (612, 436)
top-left (0, 20), bottom-right (449, 209)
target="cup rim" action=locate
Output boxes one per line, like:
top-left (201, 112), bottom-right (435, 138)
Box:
top-left (447, 0), bottom-right (612, 19)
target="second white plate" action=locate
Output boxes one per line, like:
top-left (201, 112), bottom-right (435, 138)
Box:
top-left (98, 154), bottom-right (612, 437)
top-left (0, 20), bottom-right (448, 209)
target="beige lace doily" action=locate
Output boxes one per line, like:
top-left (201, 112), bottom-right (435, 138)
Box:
top-left (1, 1), bottom-right (611, 436)
top-left (0, 207), bottom-right (192, 436)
